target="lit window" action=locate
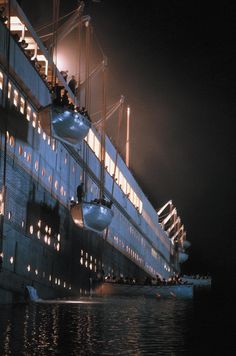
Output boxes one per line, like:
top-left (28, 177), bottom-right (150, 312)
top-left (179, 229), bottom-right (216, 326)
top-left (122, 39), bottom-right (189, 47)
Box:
top-left (26, 105), bottom-right (31, 121)
top-left (89, 263), bottom-right (92, 270)
top-left (32, 112), bottom-right (37, 128)
top-left (13, 89), bottom-right (18, 107)
top-left (30, 225), bottom-right (33, 234)
top-left (21, 220), bottom-right (25, 228)
top-left (60, 186), bottom-right (64, 196)
top-left (43, 132), bottom-right (46, 140)
top-left (56, 243), bottom-right (60, 251)
top-left (35, 160), bottom-right (39, 171)
top-left (54, 180), bottom-right (58, 190)
top-left (0, 71), bottom-right (3, 90)
top-left (139, 201), bottom-right (143, 214)
top-left (38, 220), bottom-right (41, 228)
top-left (27, 265), bottom-right (31, 272)
top-left (20, 97), bottom-right (25, 114)
top-left (35, 269), bottom-right (38, 275)
top-left (44, 235), bottom-right (48, 243)
top-left (10, 256), bottom-right (14, 264)
top-left (48, 175), bottom-right (52, 183)
top-left (64, 155), bottom-right (68, 164)
top-left (119, 171), bottom-right (124, 189)
top-left (8, 211), bottom-right (11, 219)
top-left (57, 234), bottom-right (60, 242)
top-left (37, 231), bottom-right (40, 239)
top-left (87, 129), bottom-right (94, 149)
top-left (94, 135), bottom-right (101, 159)
top-left (9, 136), bottom-right (14, 147)
top-left (80, 257), bottom-right (83, 265)
top-left (41, 168), bottom-right (45, 176)
top-left (49, 275), bottom-right (52, 281)
top-left (37, 120), bottom-right (41, 134)
top-left (51, 139), bottom-right (56, 151)
top-left (18, 145), bottom-right (23, 155)
top-left (27, 153), bottom-right (31, 162)
top-left (81, 249), bottom-right (83, 256)
top-left (63, 282), bottom-right (66, 288)
top-left (8, 82), bottom-right (11, 99)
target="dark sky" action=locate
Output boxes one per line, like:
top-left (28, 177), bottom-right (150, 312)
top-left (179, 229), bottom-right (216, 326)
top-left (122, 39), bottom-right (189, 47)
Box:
top-left (21, 0), bottom-right (236, 282)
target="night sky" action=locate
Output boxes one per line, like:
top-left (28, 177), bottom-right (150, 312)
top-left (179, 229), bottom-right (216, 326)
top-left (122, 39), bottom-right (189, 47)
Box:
top-left (21, 0), bottom-right (236, 285)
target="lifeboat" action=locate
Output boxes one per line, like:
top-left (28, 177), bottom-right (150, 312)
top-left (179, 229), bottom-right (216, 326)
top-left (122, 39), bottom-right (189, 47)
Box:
top-left (178, 252), bottom-right (189, 263)
top-left (39, 105), bottom-right (91, 145)
top-left (70, 201), bottom-right (114, 233)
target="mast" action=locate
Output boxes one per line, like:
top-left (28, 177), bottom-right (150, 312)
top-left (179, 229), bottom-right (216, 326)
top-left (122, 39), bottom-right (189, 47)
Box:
top-left (125, 105), bottom-right (130, 168)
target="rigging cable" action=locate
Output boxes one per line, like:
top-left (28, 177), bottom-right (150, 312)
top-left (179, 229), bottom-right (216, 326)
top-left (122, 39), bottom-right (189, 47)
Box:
top-left (99, 59), bottom-right (107, 200)
top-left (83, 18), bottom-right (92, 197)
top-left (0, 0), bottom-right (11, 270)
top-left (104, 96), bottom-right (124, 242)
top-left (51, 0), bottom-right (60, 87)
top-left (36, 8), bottom-right (77, 33)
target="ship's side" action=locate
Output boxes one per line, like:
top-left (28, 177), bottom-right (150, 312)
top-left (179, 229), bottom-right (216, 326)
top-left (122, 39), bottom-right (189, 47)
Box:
top-left (0, 0), bottom-right (187, 303)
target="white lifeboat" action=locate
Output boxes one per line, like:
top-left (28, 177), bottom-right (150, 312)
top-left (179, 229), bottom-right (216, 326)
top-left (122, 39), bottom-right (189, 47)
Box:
top-left (70, 201), bottom-right (114, 233)
top-left (39, 105), bottom-right (91, 145)
top-left (52, 106), bottom-right (91, 145)
top-left (178, 252), bottom-right (189, 263)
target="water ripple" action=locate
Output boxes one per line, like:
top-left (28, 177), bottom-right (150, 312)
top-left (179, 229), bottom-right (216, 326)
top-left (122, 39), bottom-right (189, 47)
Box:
top-left (0, 295), bottom-right (235, 355)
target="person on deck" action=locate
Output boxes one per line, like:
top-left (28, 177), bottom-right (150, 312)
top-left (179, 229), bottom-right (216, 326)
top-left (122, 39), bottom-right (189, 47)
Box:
top-left (61, 90), bottom-right (69, 107)
top-left (60, 70), bottom-right (68, 82)
top-left (68, 75), bottom-right (77, 94)
top-left (77, 183), bottom-right (84, 203)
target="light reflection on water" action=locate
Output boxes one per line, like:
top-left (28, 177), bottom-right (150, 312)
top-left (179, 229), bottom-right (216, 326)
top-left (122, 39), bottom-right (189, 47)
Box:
top-left (0, 295), bottom-right (234, 355)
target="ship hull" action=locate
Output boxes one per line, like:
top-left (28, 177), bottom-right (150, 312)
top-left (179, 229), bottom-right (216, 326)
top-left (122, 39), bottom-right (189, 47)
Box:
top-left (0, 150), bottom-right (151, 303)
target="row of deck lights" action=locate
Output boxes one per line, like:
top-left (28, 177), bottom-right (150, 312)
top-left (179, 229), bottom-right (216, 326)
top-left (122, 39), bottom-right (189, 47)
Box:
top-left (26, 264), bottom-right (71, 289)
top-left (0, 254), bottom-right (71, 288)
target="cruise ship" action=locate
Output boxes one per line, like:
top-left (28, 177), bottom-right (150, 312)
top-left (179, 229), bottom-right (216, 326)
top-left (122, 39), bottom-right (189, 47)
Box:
top-left (0, 0), bottom-right (189, 303)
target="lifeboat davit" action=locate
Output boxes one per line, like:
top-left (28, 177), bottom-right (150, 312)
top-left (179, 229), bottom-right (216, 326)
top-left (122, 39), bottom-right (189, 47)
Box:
top-left (178, 252), bottom-right (189, 263)
top-left (52, 106), bottom-right (91, 145)
top-left (70, 202), bottom-right (114, 233)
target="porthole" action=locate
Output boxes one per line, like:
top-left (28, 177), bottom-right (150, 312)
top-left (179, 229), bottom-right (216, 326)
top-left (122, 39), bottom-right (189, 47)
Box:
top-left (9, 136), bottom-right (14, 147)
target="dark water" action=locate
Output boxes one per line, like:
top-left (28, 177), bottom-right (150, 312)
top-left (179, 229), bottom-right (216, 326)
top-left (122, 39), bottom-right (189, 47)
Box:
top-left (0, 292), bottom-right (235, 355)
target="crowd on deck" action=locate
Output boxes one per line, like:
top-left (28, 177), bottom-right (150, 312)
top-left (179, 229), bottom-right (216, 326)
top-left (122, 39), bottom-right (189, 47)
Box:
top-left (99, 273), bottom-right (190, 286)
top-left (70, 183), bottom-right (113, 209)
top-left (0, 7), bottom-right (91, 122)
